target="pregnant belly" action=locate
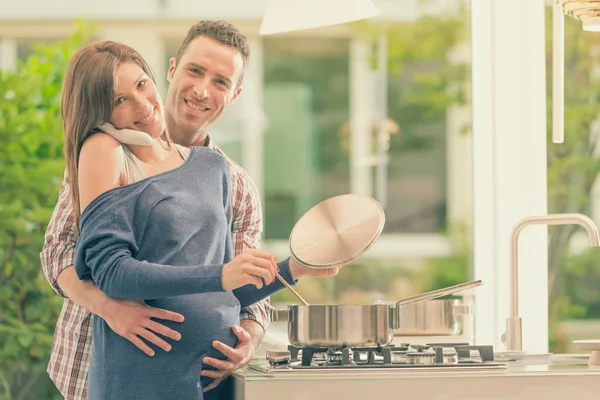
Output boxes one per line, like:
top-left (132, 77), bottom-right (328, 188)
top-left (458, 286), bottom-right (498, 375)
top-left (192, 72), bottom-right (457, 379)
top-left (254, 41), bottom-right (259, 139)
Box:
top-left (89, 292), bottom-right (241, 399)
top-left (146, 292), bottom-right (241, 360)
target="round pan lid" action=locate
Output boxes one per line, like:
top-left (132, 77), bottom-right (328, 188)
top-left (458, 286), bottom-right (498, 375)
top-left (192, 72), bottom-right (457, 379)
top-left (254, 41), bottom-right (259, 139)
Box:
top-left (288, 194), bottom-right (385, 269)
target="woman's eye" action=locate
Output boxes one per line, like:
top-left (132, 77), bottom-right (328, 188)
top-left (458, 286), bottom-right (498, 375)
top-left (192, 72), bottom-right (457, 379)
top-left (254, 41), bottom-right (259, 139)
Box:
top-left (137, 80), bottom-right (146, 89)
top-left (115, 97), bottom-right (124, 105)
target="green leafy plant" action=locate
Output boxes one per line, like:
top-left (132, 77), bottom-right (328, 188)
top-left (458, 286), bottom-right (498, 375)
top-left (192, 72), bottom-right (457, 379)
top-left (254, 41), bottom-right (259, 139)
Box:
top-left (0, 21), bottom-right (94, 400)
top-left (351, 1), bottom-right (470, 153)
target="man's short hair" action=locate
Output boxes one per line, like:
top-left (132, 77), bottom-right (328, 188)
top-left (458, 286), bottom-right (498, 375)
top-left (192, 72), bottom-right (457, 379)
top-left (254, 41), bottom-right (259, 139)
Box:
top-left (175, 20), bottom-right (250, 86)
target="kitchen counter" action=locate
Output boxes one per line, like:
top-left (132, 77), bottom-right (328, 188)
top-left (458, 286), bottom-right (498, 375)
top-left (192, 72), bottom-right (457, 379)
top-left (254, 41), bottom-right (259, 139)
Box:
top-left (232, 354), bottom-right (600, 399)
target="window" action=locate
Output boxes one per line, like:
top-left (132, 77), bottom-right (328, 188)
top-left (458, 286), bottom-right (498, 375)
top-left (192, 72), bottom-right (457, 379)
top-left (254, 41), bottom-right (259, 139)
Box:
top-left (545, 6), bottom-right (600, 353)
top-left (266, 2), bottom-right (475, 308)
top-left (263, 38), bottom-right (350, 239)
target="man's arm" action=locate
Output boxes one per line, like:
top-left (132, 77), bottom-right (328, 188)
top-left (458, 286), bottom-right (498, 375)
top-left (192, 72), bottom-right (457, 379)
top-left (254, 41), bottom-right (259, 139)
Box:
top-left (40, 170), bottom-right (79, 298)
top-left (40, 169), bottom-right (184, 356)
top-left (56, 267), bottom-right (108, 315)
top-left (57, 266), bottom-right (184, 356)
top-left (232, 174), bottom-right (272, 332)
top-left (240, 319), bottom-right (264, 352)
top-left (40, 171), bottom-right (116, 317)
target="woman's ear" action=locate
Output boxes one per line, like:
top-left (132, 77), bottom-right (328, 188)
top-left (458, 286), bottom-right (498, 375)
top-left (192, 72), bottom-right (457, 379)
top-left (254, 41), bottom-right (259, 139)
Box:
top-left (98, 122), bottom-right (154, 146)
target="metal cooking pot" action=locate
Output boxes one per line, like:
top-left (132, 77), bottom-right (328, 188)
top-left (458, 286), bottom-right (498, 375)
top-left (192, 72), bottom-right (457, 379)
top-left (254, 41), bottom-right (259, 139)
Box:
top-left (393, 299), bottom-right (470, 336)
top-left (271, 280), bottom-right (481, 348)
top-left (272, 304), bottom-right (394, 348)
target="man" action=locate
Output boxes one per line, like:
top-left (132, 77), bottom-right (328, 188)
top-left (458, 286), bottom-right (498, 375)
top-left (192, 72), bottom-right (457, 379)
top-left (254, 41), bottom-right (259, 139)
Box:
top-left (41, 20), bottom-right (337, 399)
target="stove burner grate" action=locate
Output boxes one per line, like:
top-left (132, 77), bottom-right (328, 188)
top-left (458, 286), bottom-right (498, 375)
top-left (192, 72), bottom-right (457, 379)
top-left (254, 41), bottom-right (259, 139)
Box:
top-left (288, 343), bottom-right (496, 368)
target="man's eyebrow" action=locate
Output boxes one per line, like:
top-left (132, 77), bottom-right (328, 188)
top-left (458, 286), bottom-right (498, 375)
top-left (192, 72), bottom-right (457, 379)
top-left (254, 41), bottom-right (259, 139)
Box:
top-left (186, 62), bottom-right (231, 85)
top-left (187, 62), bottom-right (206, 72)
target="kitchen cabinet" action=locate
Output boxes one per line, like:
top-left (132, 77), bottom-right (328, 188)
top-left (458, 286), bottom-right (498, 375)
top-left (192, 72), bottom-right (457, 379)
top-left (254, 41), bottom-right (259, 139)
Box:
top-left (232, 355), bottom-right (600, 399)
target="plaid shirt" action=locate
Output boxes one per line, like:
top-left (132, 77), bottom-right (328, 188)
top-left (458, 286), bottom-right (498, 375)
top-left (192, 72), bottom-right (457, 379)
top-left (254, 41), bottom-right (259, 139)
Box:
top-left (40, 140), bottom-right (271, 400)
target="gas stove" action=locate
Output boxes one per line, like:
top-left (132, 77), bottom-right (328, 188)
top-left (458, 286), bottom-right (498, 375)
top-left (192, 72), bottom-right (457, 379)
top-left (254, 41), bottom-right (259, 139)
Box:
top-left (250, 343), bottom-right (507, 374)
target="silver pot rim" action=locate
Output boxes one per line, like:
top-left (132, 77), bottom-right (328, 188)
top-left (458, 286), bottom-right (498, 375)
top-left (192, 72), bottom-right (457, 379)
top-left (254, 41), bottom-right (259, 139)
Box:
top-left (287, 304), bottom-right (393, 310)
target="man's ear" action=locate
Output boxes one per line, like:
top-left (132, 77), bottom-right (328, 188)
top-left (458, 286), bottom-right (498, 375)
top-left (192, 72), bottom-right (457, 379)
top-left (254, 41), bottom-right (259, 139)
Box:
top-left (167, 57), bottom-right (177, 83)
top-left (229, 86), bottom-right (243, 107)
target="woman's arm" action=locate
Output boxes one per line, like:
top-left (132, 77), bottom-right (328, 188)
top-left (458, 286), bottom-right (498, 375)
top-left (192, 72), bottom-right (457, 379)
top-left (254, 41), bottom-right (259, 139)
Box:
top-left (78, 133), bottom-right (125, 212)
top-left (233, 258), bottom-right (297, 308)
top-left (76, 134), bottom-right (222, 299)
top-left (76, 219), bottom-right (224, 300)
top-left (75, 134), bottom-right (274, 300)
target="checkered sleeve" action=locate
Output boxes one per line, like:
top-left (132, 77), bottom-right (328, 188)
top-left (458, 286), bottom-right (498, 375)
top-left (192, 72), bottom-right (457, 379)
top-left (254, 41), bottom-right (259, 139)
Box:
top-left (40, 170), bottom-right (77, 298)
top-left (230, 170), bottom-right (272, 331)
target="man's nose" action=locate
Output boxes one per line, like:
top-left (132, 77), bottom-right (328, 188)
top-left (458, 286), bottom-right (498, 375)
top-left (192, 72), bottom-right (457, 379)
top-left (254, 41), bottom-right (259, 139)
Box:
top-left (192, 83), bottom-right (209, 100)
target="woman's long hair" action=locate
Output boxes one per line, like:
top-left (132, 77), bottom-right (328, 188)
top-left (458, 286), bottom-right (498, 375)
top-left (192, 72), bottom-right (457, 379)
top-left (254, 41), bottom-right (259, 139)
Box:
top-left (61, 41), bottom-right (157, 231)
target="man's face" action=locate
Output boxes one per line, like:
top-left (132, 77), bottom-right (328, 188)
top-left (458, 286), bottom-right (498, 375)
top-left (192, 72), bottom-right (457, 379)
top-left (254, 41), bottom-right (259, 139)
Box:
top-left (165, 36), bottom-right (244, 146)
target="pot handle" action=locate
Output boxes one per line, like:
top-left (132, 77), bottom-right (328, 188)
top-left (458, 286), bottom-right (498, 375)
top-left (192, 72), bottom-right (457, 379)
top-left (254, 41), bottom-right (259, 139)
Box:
top-left (452, 304), bottom-right (471, 316)
top-left (270, 308), bottom-right (290, 322)
top-left (394, 280), bottom-right (483, 308)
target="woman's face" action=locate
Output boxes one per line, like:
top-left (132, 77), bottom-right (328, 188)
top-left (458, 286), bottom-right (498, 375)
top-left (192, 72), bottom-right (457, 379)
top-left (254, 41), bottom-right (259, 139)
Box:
top-left (109, 61), bottom-right (165, 139)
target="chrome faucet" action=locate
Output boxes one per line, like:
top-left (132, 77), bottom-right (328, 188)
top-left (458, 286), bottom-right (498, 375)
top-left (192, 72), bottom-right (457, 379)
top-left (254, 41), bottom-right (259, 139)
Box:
top-left (505, 213), bottom-right (600, 352)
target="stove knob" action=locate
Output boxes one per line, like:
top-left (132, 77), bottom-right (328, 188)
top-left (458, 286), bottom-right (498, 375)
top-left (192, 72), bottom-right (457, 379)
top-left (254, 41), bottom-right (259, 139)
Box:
top-left (266, 349), bottom-right (291, 363)
top-left (406, 352), bottom-right (436, 365)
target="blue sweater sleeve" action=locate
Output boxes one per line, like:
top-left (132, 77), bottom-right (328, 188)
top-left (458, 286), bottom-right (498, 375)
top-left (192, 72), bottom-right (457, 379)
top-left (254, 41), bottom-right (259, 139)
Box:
top-left (74, 192), bottom-right (224, 300)
top-left (233, 257), bottom-right (298, 308)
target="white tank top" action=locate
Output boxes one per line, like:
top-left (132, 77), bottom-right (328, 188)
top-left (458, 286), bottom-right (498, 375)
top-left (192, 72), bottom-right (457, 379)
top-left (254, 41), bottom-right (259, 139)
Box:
top-left (121, 143), bottom-right (190, 184)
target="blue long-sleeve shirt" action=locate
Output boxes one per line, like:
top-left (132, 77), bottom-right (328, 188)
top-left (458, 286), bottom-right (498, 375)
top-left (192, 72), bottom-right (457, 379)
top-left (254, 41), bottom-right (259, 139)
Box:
top-left (74, 146), bottom-right (295, 400)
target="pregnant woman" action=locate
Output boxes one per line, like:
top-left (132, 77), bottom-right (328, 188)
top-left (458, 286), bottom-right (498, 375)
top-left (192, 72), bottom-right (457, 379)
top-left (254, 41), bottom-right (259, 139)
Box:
top-left (63, 40), bottom-right (302, 400)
